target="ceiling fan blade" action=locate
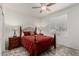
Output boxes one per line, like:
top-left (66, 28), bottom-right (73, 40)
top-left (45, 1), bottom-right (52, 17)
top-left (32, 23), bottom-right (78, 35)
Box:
top-left (46, 8), bottom-right (51, 11)
top-left (47, 3), bottom-right (55, 6)
top-left (32, 7), bottom-right (41, 8)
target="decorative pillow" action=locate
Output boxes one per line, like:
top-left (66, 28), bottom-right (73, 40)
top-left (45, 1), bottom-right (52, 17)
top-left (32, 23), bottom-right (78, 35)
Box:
top-left (30, 32), bottom-right (35, 36)
top-left (39, 33), bottom-right (44, 35)
top-left (23, 32), bottom-right (30, 36)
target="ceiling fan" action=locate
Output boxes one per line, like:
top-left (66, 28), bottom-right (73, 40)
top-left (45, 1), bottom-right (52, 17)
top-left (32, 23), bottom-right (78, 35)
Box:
top-left (32, 3), bottom-right (55, 13)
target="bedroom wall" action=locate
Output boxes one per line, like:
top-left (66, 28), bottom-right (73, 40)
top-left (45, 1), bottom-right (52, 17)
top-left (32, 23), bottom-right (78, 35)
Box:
top-left (0, 7), bottom-right (2, 56)
top-left (41, 4), bottom-right (79, 50)
top-left (0, 5), bottom-right (5, 55)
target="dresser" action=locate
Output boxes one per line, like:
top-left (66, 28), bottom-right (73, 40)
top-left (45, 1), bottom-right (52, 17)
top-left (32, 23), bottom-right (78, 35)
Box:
top-left (8, 36), bottom-right (20, 50)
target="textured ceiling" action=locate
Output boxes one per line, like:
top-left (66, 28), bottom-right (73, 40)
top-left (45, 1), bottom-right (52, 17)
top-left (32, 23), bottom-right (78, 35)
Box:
top-left (3, 3), bottom-right (74, 18)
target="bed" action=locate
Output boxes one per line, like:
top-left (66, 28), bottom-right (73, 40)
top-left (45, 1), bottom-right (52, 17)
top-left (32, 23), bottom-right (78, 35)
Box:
top-left (20, 26), bottom-right (56, 56)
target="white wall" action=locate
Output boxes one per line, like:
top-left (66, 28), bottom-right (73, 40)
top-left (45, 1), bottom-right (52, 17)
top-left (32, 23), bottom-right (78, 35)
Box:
top-left (0, 8), bottom-right (2, 56)
top-left (68, 4), bottom-right (79, 49)
top-left (0, 6), bottom-right (4, 55)
top-left (41, 4), bottom-right (79, 50)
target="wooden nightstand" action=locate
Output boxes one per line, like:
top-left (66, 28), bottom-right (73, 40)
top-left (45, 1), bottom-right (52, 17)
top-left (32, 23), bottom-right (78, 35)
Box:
top-left (8, 36), bottom-right (20, 50)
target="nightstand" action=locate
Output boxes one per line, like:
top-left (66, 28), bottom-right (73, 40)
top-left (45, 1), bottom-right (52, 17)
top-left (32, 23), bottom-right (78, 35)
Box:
top-left (8, 36), bottom-right (20, 50)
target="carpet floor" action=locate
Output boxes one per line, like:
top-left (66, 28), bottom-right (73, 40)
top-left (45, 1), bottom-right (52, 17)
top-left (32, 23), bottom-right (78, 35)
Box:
top-left (2, 45), bottom-right (79, 56)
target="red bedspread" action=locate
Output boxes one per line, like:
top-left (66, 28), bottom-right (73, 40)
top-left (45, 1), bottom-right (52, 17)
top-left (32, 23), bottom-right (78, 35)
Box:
top-left (21, 35), bottom-right (54, 56)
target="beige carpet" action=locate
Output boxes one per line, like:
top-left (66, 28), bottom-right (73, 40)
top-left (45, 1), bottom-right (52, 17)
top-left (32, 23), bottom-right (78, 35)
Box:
top-left (2, 45), bottom-right (79, 56)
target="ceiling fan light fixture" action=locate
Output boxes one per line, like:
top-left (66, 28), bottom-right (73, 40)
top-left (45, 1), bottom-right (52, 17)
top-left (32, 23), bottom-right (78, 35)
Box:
top-left (41, 6), bottom-right (46, 11)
